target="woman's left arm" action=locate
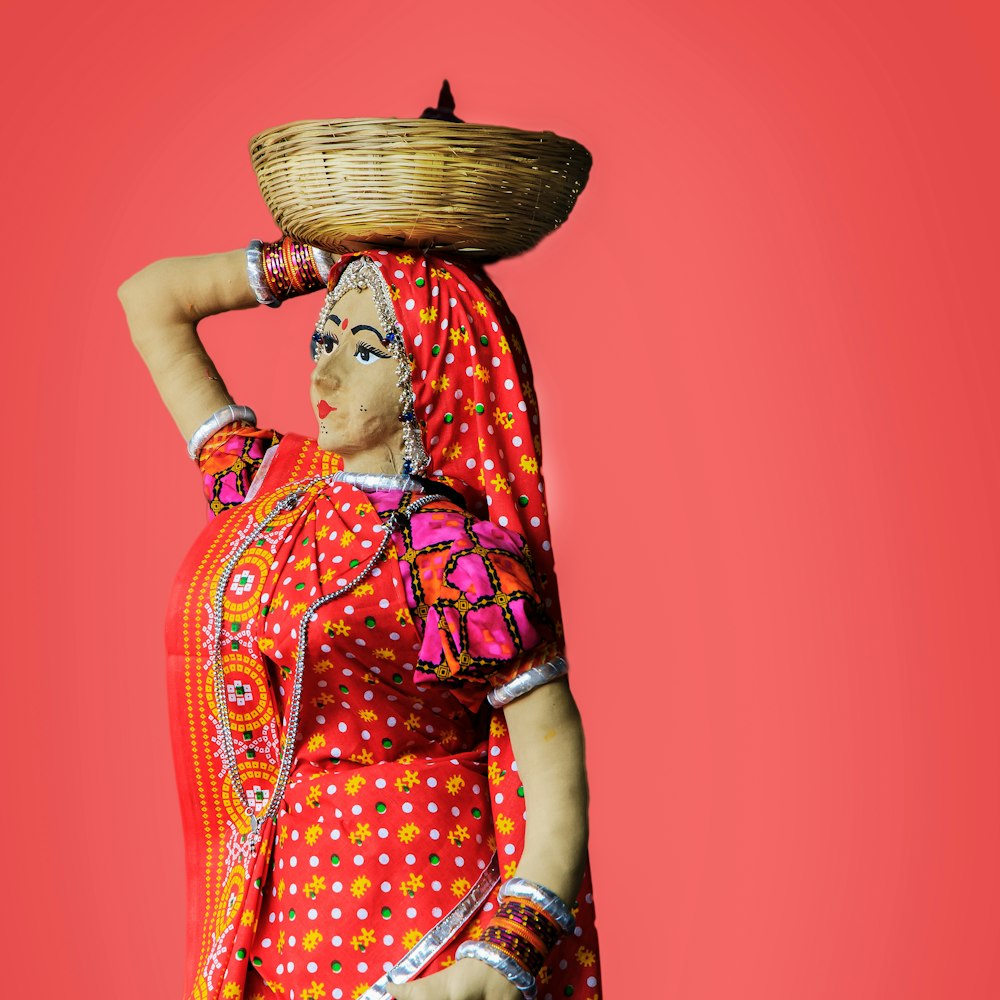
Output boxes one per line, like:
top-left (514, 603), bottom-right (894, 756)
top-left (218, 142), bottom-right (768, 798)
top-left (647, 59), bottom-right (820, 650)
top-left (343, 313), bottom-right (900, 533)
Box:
top-left (496, 676), bottom-right (589, 902)
top-left (387, 676), bottom-right (588, 1000)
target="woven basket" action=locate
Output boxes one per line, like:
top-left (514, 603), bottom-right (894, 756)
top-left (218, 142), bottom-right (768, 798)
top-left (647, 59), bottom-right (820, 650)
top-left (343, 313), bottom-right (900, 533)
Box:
top-left (249, 118), bottom-right (592, 260)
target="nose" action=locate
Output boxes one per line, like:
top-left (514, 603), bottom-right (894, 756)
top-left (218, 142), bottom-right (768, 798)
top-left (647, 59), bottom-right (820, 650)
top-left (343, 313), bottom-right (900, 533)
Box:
top-left (312, 353), bottom-right (342, 390)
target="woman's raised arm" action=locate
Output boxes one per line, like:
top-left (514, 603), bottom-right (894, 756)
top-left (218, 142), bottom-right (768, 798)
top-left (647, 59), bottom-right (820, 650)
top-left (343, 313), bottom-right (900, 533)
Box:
top-left (118, 250), bottom-right (257, 440)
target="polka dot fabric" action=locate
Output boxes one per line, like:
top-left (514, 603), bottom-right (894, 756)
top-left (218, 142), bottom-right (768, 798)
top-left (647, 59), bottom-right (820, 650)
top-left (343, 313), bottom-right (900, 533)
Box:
top-left (328, 251), bottom-right (564, 639)
top-left (167, 254), bottom-right (602, 1000)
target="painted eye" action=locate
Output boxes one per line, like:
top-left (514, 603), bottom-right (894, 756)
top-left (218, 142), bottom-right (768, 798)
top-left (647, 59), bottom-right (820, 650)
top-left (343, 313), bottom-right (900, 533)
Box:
top-left (354, 343), bottom-right (389, 365)
top-left (311, 331), bottom-right (338, 360)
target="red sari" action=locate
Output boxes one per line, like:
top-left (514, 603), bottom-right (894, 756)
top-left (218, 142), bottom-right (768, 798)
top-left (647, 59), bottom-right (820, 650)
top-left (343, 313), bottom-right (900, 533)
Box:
top-left (167, 250), bottom-right (601, 1000)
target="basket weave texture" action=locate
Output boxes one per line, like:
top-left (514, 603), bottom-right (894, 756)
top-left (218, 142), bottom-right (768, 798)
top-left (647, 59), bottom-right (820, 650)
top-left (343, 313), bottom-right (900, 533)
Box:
top-left (250, 118), bottom-right (592, 260)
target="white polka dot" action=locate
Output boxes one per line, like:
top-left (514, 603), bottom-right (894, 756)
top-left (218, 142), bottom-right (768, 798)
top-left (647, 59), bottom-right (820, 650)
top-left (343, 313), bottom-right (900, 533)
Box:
top-left (492, 357), bottom-right (500, 367)
top-left (542, 541), bottom-right (551, 551)
top-left (402, 802), bottom-right (413, 814)
top-left (504, 378), bottom-right (514, 390)
top-left (431, 907), bottom-right (443, 918)
top-left (352, 804), bottom-right (362, 815)
top-left (498, 516), bottom-right (508, 527)
top-left (378, 827), bottom-right (389, 839)
top-left (484, 459), bottom-right (494, 470)
top-left (427, 803), bottom-right (438, 813)
top-left (466, 459), bottom-right (476, 469)
top-left (332, 881), bottom-right (343, 892)
top-left (449, 298), bottom-right (457, 307)
top-left (354, 855), bottom-right (364, 865)
top-left (504, 843), bottom-right (516, 855)
top-left (394, 269), bottom-right (404, 279)
top-left (429, 829), bottom-right (440, 840)
top-left (495, 792), bottom-right (504, 804)
top-left (379, 853), bottom-right (391, 865)
top-left (357, 908), bottom-right (368, 919)
top-left (405, 298), bottom-right (415, 310)
top-left (460, 422), bottom-right (469, 433)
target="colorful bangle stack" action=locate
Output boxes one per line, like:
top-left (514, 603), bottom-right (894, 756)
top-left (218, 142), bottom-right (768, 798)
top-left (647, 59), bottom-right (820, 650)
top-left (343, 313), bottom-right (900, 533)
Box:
top-left (246, 237), bottom-right (334, 308)
top-left (456, 877), bottom-right (574, 1000)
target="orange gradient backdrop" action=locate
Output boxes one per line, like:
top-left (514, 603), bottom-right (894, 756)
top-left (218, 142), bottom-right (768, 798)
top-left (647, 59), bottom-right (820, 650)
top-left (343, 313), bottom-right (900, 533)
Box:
top-left (3, 1), bottom-right (999, 998)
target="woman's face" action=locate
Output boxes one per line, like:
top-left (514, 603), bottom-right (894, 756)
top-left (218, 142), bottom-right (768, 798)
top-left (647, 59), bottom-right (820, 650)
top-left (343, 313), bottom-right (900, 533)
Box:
top-left (310, 287), bottom-right (403, 469)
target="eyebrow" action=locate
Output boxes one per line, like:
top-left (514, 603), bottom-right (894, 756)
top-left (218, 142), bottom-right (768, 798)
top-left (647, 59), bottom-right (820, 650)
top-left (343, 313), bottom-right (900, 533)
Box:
top-left (328, 314), bottom-right (390, 346)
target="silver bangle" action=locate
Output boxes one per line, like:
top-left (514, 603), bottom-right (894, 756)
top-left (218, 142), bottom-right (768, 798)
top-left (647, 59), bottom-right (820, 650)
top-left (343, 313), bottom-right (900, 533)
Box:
top-left (500, 877), bottom-right (575, 937)
top-left (455, 941), bottom-right (536, 1000)
top-left (246, 239), bottom-right (280, 308)
top-left (488, 656), bottom-right (569, 708)
top-left (311, 246), bottom-right (336, 285)
top-left (187, 404), bottom-right (258, 460)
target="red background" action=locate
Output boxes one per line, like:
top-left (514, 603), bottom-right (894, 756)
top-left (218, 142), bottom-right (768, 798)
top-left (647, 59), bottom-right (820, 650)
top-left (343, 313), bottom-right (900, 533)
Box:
top-left (3, 1), bottom-right (999, 997)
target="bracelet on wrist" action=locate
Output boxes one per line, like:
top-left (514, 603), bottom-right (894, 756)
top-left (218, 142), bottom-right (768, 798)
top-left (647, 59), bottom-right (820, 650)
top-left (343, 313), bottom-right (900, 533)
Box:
top-left (456, 940), bottom-right (537, 1000)
top-left (499, 877), bottom-right (576, 936)
top-left (247, 236), bottom-right (330, 308)
top-left (456, 878), bottom-right (574, 1000)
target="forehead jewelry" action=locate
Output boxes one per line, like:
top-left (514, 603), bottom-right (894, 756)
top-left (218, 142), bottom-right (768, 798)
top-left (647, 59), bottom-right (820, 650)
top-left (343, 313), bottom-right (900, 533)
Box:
top-left (316, 258), bottom-right (430, 477)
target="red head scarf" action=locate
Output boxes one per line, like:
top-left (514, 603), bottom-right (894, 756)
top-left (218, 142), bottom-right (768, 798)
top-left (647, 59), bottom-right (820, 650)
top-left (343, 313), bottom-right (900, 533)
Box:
top-left (320, 249), bottom-right (564, 648)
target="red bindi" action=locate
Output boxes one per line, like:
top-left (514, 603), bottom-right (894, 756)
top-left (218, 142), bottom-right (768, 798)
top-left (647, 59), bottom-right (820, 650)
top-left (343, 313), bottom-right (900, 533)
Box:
top-left (341, 317), bottom-right (349, 330)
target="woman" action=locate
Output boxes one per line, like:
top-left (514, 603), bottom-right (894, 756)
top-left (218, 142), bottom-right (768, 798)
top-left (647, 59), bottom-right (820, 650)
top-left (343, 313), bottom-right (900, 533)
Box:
top-left (119, 240), bottom-right (601, 1000)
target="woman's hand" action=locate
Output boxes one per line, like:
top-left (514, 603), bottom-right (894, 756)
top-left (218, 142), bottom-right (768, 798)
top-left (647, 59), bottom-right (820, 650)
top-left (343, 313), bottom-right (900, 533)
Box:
top-left (386, 958), bottom-right (520, 1000)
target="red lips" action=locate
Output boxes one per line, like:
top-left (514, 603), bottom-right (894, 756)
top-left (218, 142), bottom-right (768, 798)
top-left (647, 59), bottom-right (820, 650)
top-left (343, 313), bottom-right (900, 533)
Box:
top-left (317, 401), bottom-right (336, 418)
